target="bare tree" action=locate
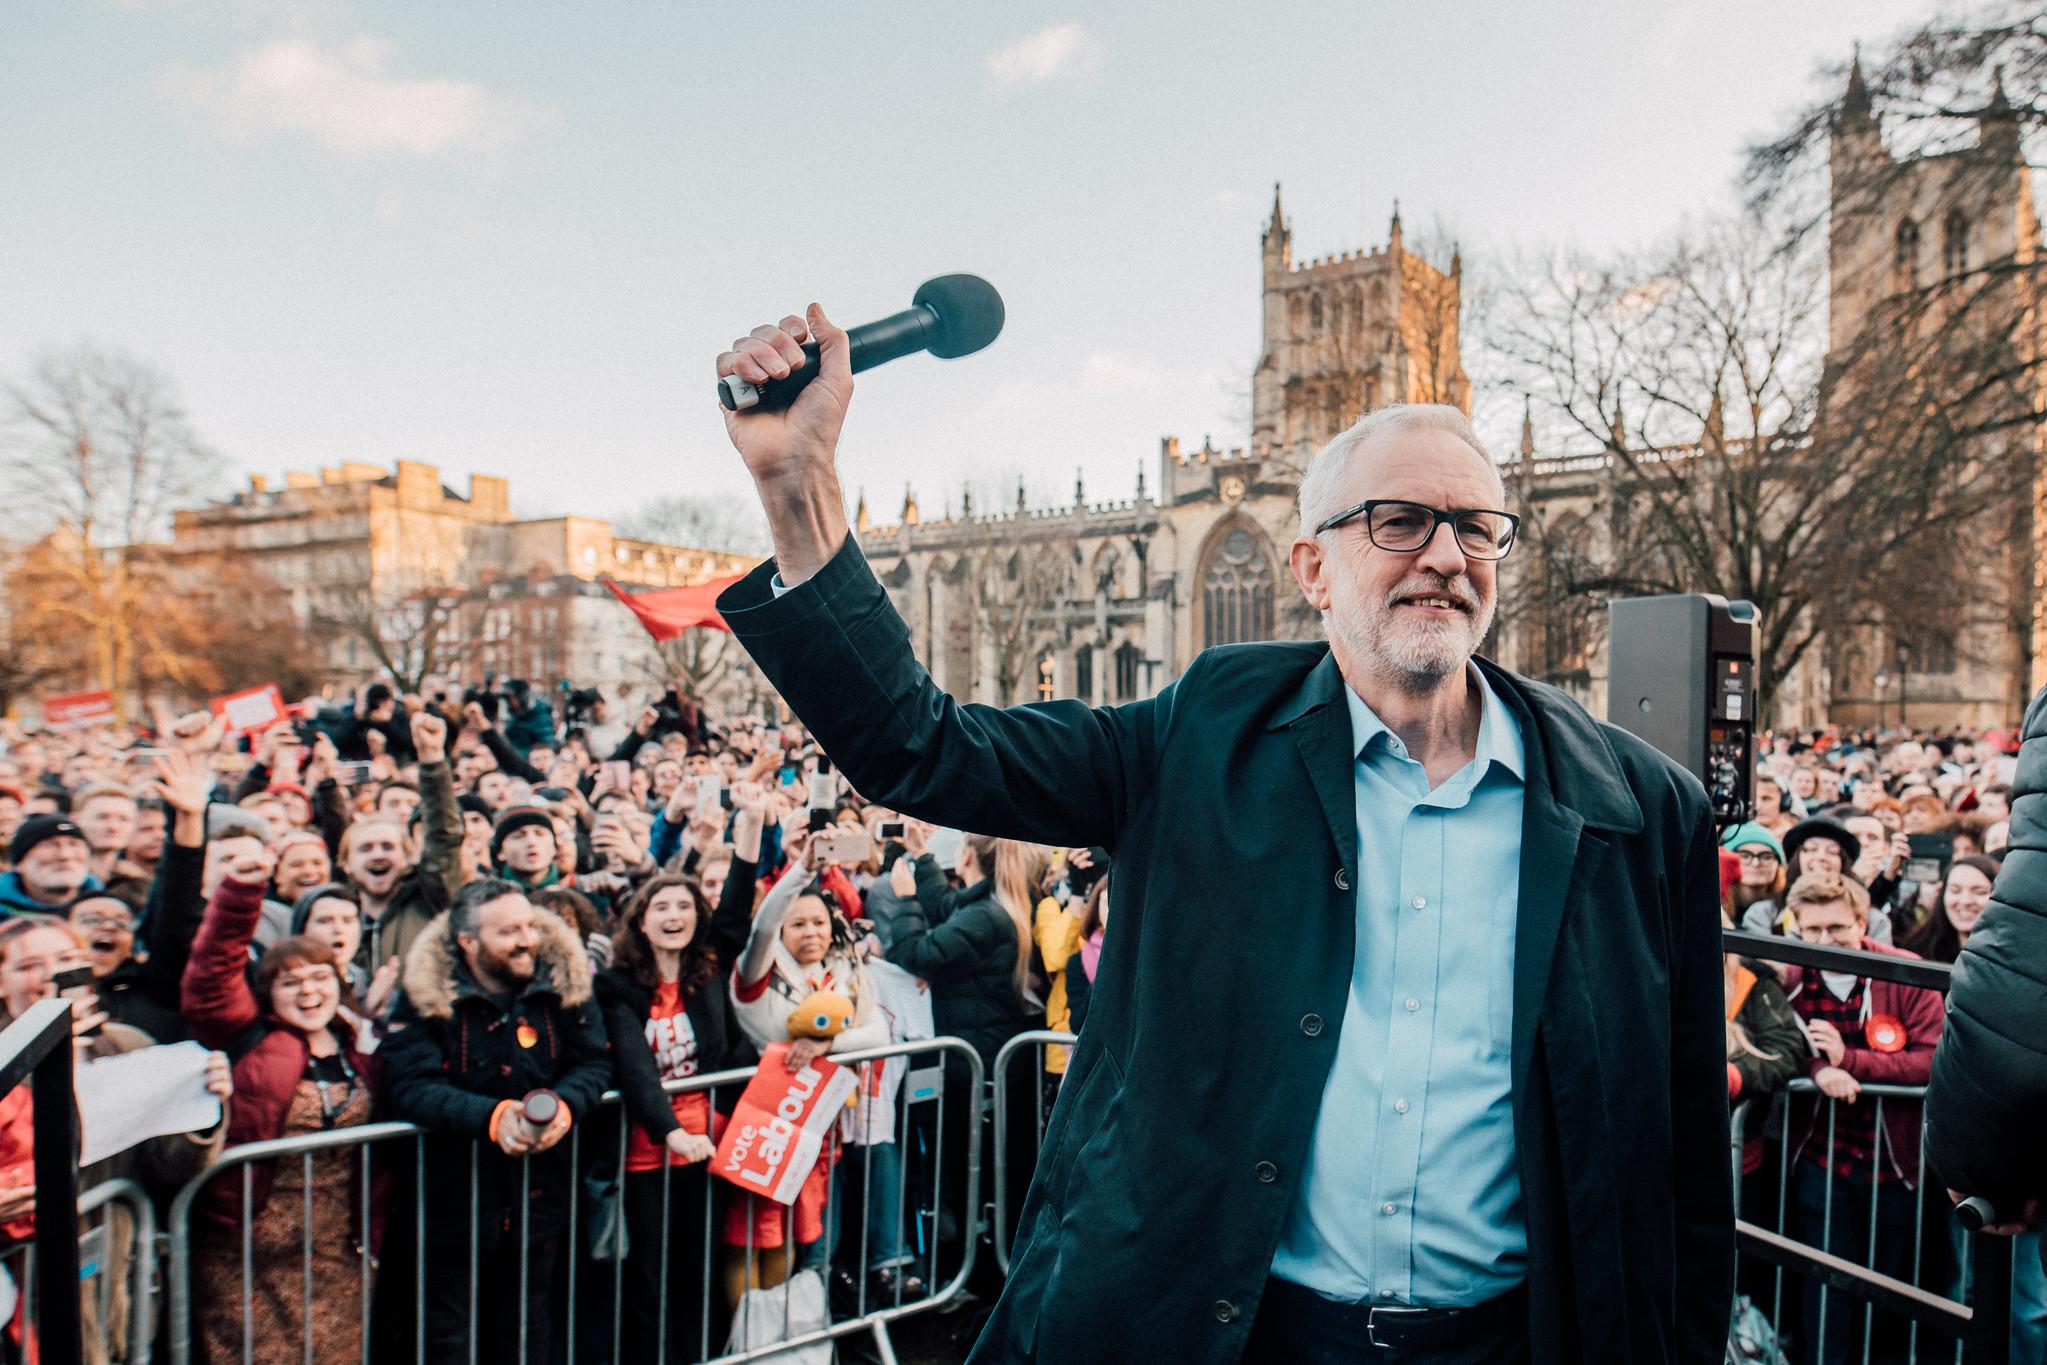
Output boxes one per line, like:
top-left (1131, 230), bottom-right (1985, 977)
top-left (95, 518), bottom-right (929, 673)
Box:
top-left (1485, 215), bottom-right (2012, 722)
top-left (1, 346), bottom-right (223, 712)
top-left (976, 523), bottom-right (1073, 705)
top-left (618, 493), bottom-right (773, 556)
top-left (314, 578), bottom-right (476, 695)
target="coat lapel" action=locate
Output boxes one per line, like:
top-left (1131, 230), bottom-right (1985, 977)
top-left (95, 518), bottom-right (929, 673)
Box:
top-left (1276, 656), bottom-right (1360, 877)
top-left (1512, 801), bottom-right (1587, 1092)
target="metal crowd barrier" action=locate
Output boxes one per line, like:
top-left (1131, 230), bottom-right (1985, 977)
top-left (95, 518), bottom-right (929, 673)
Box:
top-left (1725, 929), bottom-right (2017, 1365)
top-left (0, 1176), bottom-right (157, 1365)
top-left (0, 996), bottom-right (83, 1364)
top-left (989, 1029), bottom-right (1075, 1275)
top-left (164, 1036), bottom-right (982, 1365)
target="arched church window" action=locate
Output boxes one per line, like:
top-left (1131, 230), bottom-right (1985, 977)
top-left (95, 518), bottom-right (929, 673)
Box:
top-left (1309, 294), bottom-right (1324, 332)
top-left (1200, 523), bottom-right (1276, 648)
top-left (1114, 640), bottom-right (1144, 700)
top-left (1943, 211), bottom-right (1969, 277)
top-left (1895, 218), bottom-right (1920, 287)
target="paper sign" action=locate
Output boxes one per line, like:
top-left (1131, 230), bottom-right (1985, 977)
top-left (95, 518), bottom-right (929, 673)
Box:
top-left (43, 690), bottom-right (114, 730)
top-left (74, 1041), bottom-right (222, 1167)
top-left (209, 684), bottom-right (288, 737)
top-left (711, 1045), bottom-right (858, 1205)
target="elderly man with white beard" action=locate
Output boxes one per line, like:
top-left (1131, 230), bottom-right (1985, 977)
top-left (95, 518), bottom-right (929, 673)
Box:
top-left (708, 305), bottom-right (1730, 1365)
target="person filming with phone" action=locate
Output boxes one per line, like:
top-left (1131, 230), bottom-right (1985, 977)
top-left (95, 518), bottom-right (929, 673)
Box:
top-left (708, 307), bottom-right (1731, 1364)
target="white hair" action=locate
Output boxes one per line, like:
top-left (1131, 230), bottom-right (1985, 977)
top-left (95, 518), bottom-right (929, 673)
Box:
top-left (1296, 404), bottom-right (1501, 538)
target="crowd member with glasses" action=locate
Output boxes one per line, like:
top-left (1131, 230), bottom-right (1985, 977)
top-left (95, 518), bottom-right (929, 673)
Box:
top-left (182, 840), bottom-right (385, 1365)
top-left (1776, 872), bottom-right (1944, 1365)
top-left (715, 304), bottom-right (1734, 1365)
top-left (1722, 823), bottom-right (1788, 935)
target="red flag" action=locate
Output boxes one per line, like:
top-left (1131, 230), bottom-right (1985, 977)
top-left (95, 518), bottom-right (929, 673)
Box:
top-left (603, 574), bottom-right (746, 640)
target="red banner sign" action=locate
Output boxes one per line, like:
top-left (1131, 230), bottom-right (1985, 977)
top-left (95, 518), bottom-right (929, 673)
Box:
top-left (209, 684), bottom-right (289, 737)
top-left (43, 690), bottom-right (115, 729)
top-left (710, 1045), bottom-right (858, 1205)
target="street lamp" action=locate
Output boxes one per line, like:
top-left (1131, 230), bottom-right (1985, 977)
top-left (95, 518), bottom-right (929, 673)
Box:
top-left (1874, 669), bottom-right (1888, 732)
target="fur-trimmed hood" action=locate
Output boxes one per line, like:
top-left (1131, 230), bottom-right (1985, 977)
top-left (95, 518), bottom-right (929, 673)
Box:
top-left (399, 906), bottom-right (592, 1021)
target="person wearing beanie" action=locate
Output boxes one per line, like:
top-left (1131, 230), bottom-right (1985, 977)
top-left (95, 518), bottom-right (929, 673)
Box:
top-left (1, 814), bottom-right (101, 916)
top-left (492, 807), bottom-right (562, 890)
top-left (1783, 816), bottom-right (1895, 943)
top-left (1721, 823), bottom-right (1788, 937)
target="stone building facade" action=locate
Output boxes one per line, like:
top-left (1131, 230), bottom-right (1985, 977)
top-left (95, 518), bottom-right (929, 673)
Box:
top-left (857, 191), bottom-right (1470, 705)
top-left (1493, 60), bottom-right (2045, 731)
top-left (169, 460), bottom-right (762, 708)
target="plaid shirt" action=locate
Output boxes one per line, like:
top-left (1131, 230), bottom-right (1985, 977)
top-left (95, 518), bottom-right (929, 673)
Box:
top-left (1790, 975), bottom-right (1897, 1184)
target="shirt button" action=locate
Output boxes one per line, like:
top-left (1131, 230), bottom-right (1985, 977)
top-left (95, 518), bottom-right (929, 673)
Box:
top-left (1254, 1161), bottom-right (1278, 1183)
top-left (1334, 868), bottom-right (1350, 891)
top-left (1381, 1202), bottom-right (1398, 1216)
top-left (1299, 1013), bottom-right (1324, 1037)
top-left (1404, 997), bottom-right (1420, 1012)
top-left (1395, 1098), bottom-right (1410, 1114)
top-left (1213, 1300), bottom-right (1238, 1323)
top-left (1411, 895), bottom-right (1427, 910)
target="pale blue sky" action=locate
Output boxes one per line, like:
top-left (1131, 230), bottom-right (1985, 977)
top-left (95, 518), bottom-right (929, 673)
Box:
top-left (2, 0), bottom-right (1933, 531)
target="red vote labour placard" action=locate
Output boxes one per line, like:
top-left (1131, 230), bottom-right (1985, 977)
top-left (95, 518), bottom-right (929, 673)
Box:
top-left (208, 684), bottom-right (288, 737)
top-left (710, 1044), bottom-right (858, 1205)
top-left (43, 690), bottom-right (115, 730)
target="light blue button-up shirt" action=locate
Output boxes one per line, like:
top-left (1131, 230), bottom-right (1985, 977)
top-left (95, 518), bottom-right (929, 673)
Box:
top-left (1269, 665), bottom-right (1529, 1307)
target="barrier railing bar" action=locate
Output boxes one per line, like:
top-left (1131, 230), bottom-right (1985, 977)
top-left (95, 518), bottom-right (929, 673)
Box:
top-left (990, 1029), bottom-right (1074, 1274)
top-left (1, 998), bottom-right (83, 1365)
top-left (1722, 930), bottom-right (1953, 991)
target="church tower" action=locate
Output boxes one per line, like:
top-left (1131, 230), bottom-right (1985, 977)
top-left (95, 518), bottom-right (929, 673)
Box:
top-left (1823, 54), bottom-right (2047, 716)
top-left (1248, 185), bottom-right (1470, 469)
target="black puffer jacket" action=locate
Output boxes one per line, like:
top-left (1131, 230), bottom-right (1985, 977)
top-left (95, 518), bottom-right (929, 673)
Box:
top-left (886, 863), bottom-right (1034, 1068)
top-left (1925, 686), bottom-right (2047, 1219)
top-left (381, 908), bottom-right (612, 1252)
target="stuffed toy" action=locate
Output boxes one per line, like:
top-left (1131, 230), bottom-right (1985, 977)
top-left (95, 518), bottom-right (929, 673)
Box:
top-left (786, 989), bottom-right (854, 1041)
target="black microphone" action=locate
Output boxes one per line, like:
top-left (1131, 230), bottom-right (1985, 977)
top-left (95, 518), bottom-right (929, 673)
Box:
top-left (717, 274), bottom-right (1004, 412)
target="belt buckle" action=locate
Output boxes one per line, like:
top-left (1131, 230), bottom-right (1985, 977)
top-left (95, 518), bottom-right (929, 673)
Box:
top-left (1366, 1304), bottom-right (1428, 1350)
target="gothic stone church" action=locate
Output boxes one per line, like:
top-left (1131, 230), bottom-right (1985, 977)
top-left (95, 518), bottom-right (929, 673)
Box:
top-left (855, 189), bottom-right (1470, 706)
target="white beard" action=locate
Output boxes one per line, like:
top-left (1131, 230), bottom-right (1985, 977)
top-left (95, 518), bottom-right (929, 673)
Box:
top-left (1324, 576), bottom-right (1495, 695)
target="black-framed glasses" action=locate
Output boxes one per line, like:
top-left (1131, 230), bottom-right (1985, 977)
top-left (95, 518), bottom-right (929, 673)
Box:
top-left (1314, 499), bottom-right (1521, 560)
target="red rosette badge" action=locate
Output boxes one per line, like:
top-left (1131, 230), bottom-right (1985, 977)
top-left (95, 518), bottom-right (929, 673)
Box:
top-left (1865, 1013), bottom-right (1907, 1054)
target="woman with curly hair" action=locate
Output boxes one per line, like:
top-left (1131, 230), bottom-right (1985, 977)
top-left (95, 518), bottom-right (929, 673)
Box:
top-left (594, 871), bottom-right (749, 1362)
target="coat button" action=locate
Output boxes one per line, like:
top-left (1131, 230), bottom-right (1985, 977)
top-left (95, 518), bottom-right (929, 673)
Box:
top-left (1300, 1013), bottom-right (1324, 1037)
top-left (1214, 1300), bottom-right (1238, 1323)
top-left (1254, 1161), bottom-right (1278, 1183)
top-left (1333, 868), bottom-right (1350, 891)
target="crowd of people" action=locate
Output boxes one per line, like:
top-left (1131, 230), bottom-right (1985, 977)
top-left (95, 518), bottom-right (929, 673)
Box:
top-left (0, 678), bottom-right (2039, 1363)
top-left (0, 678), bottom-right (1112, 1364)
top-left (1715, 726), bottom-right (2044, 1364)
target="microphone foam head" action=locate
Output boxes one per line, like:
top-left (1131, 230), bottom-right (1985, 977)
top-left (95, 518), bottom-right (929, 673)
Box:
top-left (913, 274), bottom-right (1005, 359)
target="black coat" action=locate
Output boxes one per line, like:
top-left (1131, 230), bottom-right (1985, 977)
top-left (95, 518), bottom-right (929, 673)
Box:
top-left (887, 867), bottom-right (1032, 1068)
top-left (593, 963), bottom-right (751, 1156)
top-left (1926, 685), bottom-right (2047, 1219)
top-left (380, 908), bottom-right (612, 1251)
top-left (719, 536), bottom-right (1733, 1365)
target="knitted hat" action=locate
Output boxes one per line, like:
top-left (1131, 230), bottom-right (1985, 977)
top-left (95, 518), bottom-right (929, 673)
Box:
top-left (8, 815), bottom-right (87, 865)
top-left (490, 806), bottom-right (556, 861)
top-left (1717, 822), bottom-right (1784, 862)
top-left (457, 793), bottom-right (494, 823)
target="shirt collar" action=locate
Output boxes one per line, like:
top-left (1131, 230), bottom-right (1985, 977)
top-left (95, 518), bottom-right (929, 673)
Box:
top-left (1343, 663), bottom-right (1526, 783)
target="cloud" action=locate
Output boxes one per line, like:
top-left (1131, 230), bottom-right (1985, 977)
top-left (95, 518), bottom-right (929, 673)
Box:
top-left (985, 21), bottom-right (1104, 88)
top-left (163, 35), bottom-right (551, 157)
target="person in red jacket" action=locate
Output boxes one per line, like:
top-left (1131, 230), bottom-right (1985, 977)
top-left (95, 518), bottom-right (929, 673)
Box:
top-left (180, 841), bottom-right (384, 1365)
top-left (1777, 871), bottom-right (1945, 1365)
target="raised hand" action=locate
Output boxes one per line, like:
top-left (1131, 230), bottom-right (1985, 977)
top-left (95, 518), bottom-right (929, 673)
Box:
top-left (714, 305), bottom-right (853, 584)
top-left (150, 749), bottom-right (212, 817)
top-left (411, 710), bottom-right (448, 765)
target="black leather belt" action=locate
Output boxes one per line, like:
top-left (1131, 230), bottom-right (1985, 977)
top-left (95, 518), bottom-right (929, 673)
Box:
top-left (1259, 1277), bottom-right (1529, 1354)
